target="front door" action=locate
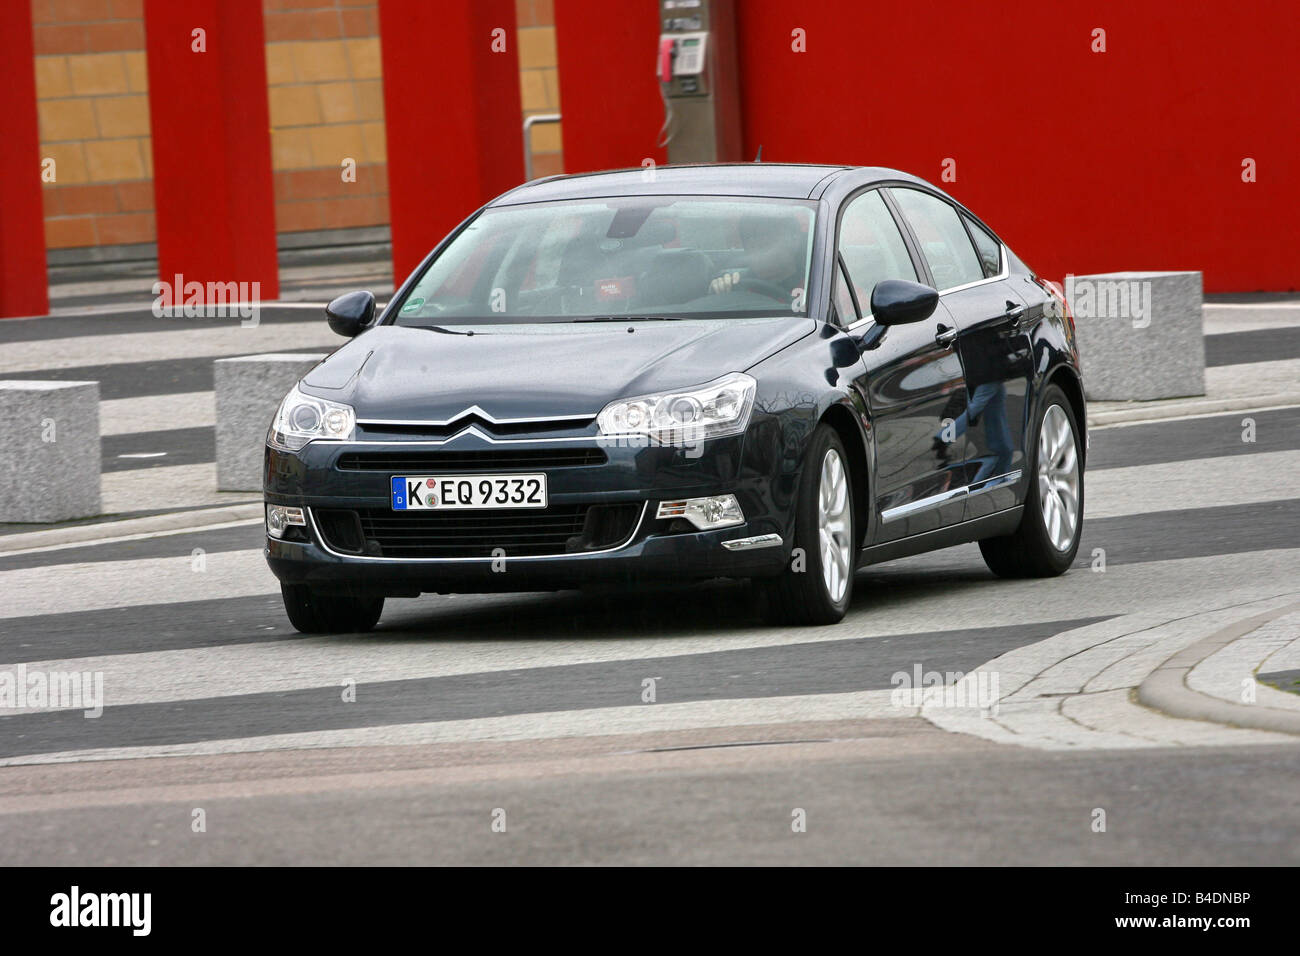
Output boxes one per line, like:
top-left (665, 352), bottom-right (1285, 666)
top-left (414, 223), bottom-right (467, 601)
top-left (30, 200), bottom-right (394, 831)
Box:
top-left (836, 187), bottom-right (968, 543)
top-left (886, 187), bottom-right (1030, 520)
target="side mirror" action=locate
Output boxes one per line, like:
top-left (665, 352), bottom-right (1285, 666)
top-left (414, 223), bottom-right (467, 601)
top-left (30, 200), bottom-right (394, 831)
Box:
top-left (326, 290), bottom-right (376, 337)
top-left (870, 279), bottom-right (939, 326)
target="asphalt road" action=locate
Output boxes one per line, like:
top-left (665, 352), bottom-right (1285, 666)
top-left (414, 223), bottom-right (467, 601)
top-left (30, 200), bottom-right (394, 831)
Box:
top-left (0, 393), bottom-right (1297, 863)
top-left (2, 727), bottom-right (1296, 865)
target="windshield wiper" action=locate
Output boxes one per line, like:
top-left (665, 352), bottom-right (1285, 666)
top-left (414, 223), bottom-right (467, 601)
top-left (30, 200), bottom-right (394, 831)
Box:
top-left (572, 315), bottom-right (682, 323)
top-left (412, 325), bottom-right (476, 335)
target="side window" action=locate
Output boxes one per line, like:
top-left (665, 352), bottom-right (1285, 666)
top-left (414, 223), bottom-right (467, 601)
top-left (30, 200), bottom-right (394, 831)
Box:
top-left (889, 188), bottom-right (985, 290)
top-left (963, 213), bottom-right (1002, 278)
top-left (832, 259), bottom-right (858, 324)
top-left (837, 189), bottom-right (917, 313)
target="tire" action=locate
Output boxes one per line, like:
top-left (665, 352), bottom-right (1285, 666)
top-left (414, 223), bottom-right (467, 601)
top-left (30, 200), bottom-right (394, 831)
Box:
top-left (280, 583), bottom-right (384, 634)
top-left (979, 384), bottom-right (1084, 578)
top-left (760, 424), bottom-right (855, 625)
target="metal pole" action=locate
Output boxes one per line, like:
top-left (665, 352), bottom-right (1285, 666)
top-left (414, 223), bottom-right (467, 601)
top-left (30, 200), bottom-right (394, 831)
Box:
top-left (522, 113), bottom-right (562, 181)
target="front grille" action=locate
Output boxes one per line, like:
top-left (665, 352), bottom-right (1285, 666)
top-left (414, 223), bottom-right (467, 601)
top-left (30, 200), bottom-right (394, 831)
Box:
top-left (336, 448), bottom-right (607, 472)
top-left (357, 416), bottom-right (595, 440)
top-left (317, 503), bottom-right (641, 559)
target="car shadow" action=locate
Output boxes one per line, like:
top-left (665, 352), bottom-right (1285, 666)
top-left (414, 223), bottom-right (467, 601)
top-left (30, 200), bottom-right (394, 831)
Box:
top-left (359, 558), bottom-right (999, 642)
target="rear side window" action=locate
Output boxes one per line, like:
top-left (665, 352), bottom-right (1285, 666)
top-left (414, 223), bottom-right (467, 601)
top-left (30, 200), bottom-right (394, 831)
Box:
top-left (963, 213), bottom-right (1002, 278)
top-left (889, 188), bottom-right (985, 290)
top-left (836, 189), bottom-right (917, 311)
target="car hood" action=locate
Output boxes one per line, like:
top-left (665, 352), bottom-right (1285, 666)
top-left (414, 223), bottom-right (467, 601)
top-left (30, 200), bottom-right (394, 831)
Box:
top-left (301, 318), bottom-right (814, 421)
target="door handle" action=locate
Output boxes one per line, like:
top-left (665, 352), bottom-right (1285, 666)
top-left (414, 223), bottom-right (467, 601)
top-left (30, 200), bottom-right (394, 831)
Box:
top-left (935, 324), bottom-right (957, 347)
top-left (1004, 302), bottom-right (1027, 325)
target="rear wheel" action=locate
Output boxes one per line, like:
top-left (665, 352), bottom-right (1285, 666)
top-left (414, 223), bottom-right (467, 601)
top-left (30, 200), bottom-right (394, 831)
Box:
top-left (979, 384), bottom-right (1083, 577)
top-left (760, 424), bottom-right (855, 625)
top-left (280, 583), bottom-right (384, 634)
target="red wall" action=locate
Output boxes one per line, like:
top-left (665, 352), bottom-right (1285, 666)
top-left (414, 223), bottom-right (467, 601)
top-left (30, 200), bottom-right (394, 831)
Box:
top-left (379, 0), bottom-right (523, 278)
top-left (0, 3), bottom-right (49, 318)
top-left (557, 0), bottom-right (1300, 292)
top-left (554, 0), bottom-right (667, 174)
top-left (144, 0), bottom-right (279, 300)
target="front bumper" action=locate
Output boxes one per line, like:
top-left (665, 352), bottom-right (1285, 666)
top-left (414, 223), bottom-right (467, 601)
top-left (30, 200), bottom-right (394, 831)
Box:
top-left (263, 429), bottom-right (792, 595)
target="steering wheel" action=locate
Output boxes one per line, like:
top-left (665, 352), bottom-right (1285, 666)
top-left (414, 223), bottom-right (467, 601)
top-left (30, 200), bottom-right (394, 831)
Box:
top-left (735, 275), bottom-right (792, 304)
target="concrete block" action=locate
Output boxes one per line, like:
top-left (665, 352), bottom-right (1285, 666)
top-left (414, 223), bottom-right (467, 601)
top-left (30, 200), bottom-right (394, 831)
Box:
top-left (215, 353), bottom-right (326, 492)
top-left (0, 380), bottom-right (101, 523)
top-left (1067, 271), bottom-right (1205, 401)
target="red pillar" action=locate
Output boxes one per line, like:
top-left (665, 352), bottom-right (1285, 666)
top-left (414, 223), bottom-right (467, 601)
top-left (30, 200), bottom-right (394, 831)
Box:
top-left (0, 4), bottom-right (49, 318)
top-left (377, 0), bottom-right (523, 279)
top-left (554, 0), bottom-right (664, 175)
top-left (143, 0), bottom-right (278, 300)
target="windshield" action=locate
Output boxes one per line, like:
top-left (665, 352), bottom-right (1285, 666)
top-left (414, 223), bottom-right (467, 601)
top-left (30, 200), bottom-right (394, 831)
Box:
top-left (390, 196), bottom-right (817, 325)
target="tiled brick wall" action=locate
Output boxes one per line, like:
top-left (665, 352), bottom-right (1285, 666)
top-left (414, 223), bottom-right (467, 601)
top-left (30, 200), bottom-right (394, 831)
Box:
top-left (32, 0), bottom-right (155, 250)
top-left (517, 0), bottom-right (563, 179)
top-left (263, 0), bottom-right (390, 234)
top-left (27, 0), bottom-right (564, 253)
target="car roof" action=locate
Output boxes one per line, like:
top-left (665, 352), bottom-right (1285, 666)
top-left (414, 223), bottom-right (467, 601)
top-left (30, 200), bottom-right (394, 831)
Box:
top-left (490, 163), bottom-right (931, 205)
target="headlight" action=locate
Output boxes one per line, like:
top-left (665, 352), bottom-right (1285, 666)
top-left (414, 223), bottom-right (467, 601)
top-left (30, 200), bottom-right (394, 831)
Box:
top-left (596, 372), bottom-right (756, 444)
top-left (267, 385), bottom-right (356, 451)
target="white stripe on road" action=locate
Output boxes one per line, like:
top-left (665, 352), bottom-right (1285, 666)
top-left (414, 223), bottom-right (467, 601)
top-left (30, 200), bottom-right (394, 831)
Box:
top-left (100, 391), bottom-right (213, 436)
top-left (0, 689), bottom-right (911, 769)
top-left (0, 547), bottom-right (273, 621)
top-left (1205, 359), bottom-right (1300, 400)
top-left (1204, 309), bottom-right (1300, 334)
top-left (101, 462), bottom-right (253, 514)
top-left (3, 549), bottom-right (1296, 711)
top-left (1085, 449), bottom-right (1300, 519)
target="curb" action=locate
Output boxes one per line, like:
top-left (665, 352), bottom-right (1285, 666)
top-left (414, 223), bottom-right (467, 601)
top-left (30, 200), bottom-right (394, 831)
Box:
top-left (1137, 601), bottom-right (1300, 736)
top-left (0, 503), bottom-right (263, 555)
top-left (1087, 393), bottom-right (1300, 427)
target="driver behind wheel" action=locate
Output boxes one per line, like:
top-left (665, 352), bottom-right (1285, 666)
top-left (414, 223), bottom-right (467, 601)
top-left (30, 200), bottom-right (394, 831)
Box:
top-left (709, 212), bottom-right (806, 306)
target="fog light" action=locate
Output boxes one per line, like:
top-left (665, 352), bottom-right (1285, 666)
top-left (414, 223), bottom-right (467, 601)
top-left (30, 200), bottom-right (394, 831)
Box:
top-left (266, 504), bottom-right (306, 538)
top-left (656, 494), bottom-right (744, 531)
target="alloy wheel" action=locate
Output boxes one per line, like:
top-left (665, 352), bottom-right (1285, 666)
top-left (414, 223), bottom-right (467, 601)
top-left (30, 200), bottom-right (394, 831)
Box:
top-left (1037, 404), bottom-right (1080, 552)
top-left (818, 448), bottom-right (852, 602)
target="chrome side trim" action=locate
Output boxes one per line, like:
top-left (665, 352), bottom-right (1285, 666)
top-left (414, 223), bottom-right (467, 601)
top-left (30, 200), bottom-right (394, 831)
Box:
top-left (879, 469), bottom-right (1021, 523)
top-left (357, 405), bottom-right (596, 427)
top-left (937, 244), bottom-right (1010, 296)
top-left (305, 501), bottom-right (648, 563)
top-left (880, 486), bottom-right (967, 524)
top-left (967, 469), bottom-right (1022, 496)
top-left (721, 533), bottom-right (783, 551)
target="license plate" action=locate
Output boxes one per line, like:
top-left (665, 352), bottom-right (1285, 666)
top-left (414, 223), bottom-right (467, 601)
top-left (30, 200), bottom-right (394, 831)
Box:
top-left (391, 474), bottom-right (548, 511)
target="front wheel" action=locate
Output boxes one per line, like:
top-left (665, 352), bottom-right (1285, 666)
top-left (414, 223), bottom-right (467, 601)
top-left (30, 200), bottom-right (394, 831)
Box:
top-left (979, 384), bottom-right (1084, 578)
top-left (281, 583), bottom-right (384, 634)
top-left (760, 424), bottom-right (855, 625)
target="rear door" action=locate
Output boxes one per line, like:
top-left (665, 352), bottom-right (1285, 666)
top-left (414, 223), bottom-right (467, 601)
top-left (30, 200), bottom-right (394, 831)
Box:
top-left (886, 187), bottom-right (1032, 520)
top-left (837, 188), bottom-right (968, 543)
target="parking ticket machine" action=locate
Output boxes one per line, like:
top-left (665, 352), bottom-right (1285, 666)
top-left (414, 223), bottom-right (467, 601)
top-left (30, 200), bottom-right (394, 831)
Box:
top-left (657, 0), bottom-right (742, 163)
